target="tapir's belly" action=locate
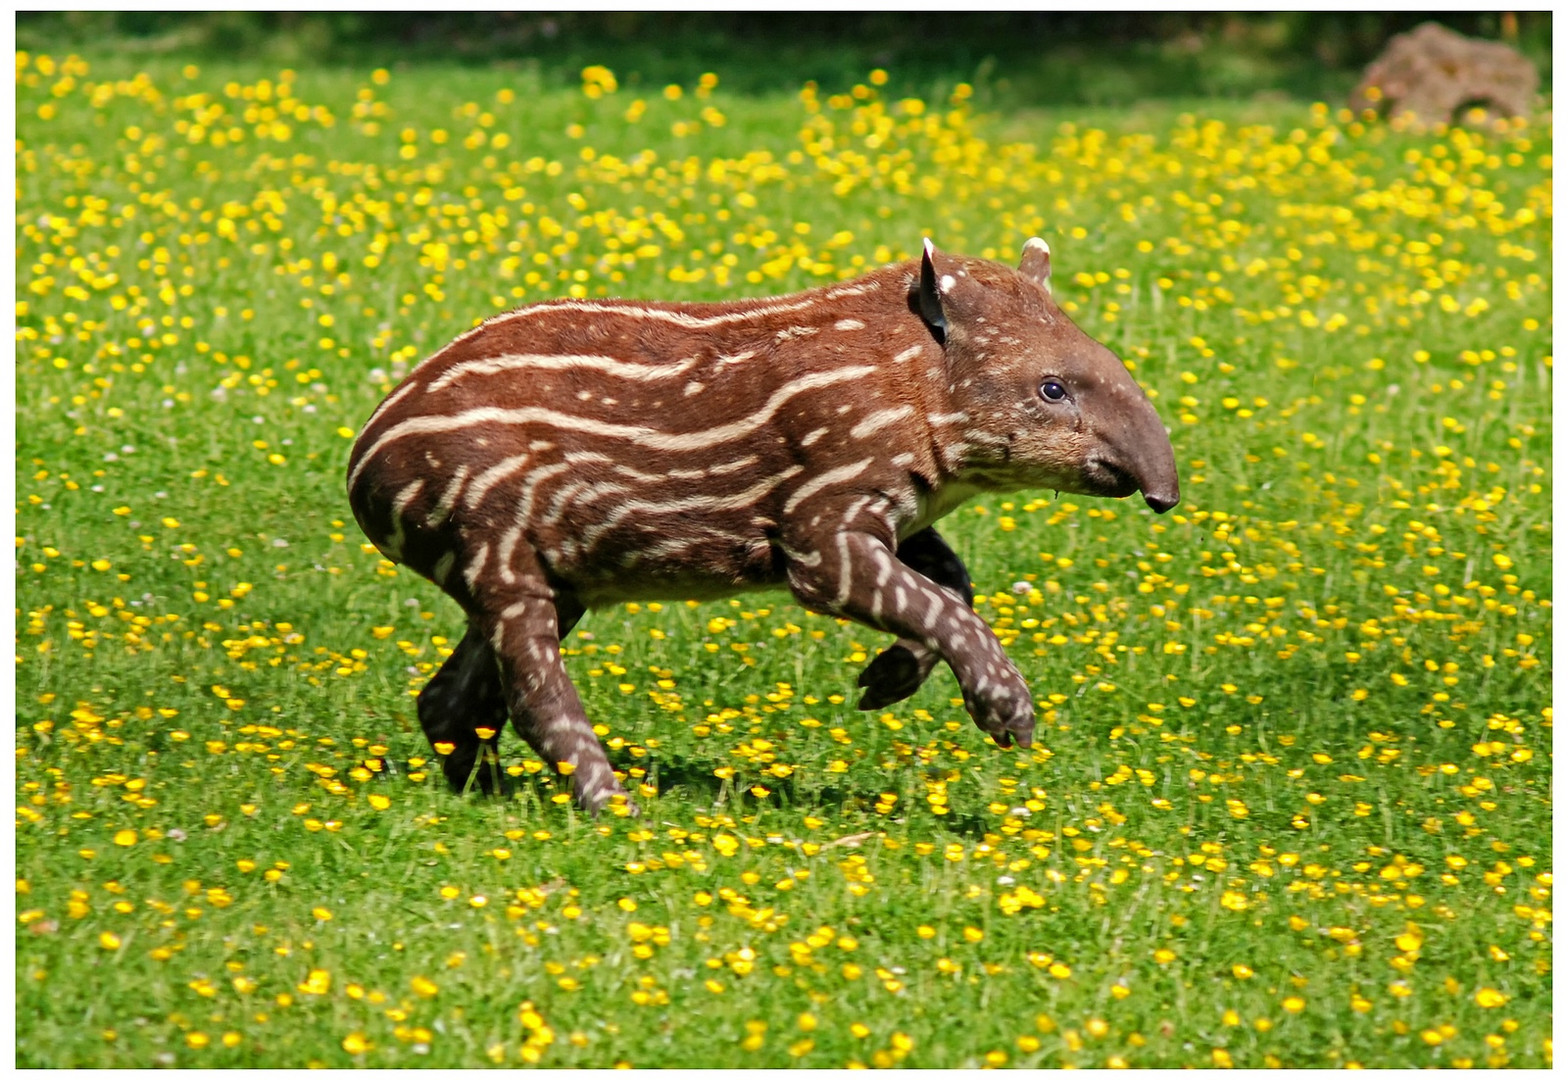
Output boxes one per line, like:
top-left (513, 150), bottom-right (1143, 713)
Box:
top-left (567, 532), bottom-right (789, 607)
top-left (493, 459), bottom-right (794, 608)
top-left (536, 479), bottom-right (784, 608)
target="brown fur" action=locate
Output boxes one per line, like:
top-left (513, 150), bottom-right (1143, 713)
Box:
top-left (348, 240), bottom-right (1178, 812)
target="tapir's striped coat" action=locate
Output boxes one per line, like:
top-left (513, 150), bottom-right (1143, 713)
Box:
top-left (349, 239), bottom-right (1178, 813)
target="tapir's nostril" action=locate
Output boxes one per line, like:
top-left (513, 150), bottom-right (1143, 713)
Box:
top-left (1144, 491), bottom-right (1179, 514)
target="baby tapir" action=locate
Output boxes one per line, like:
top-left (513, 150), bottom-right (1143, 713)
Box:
top-left (348, 238), bottom-right (1179, 814)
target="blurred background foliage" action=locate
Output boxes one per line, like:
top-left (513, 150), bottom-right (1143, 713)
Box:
top-left (16, 11), bottom-right (1551, 107)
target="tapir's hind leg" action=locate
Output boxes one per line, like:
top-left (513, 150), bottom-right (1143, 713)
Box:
top-left (474, 548), bottom-right (631, 816)
top-left (856, 527), bottom-right (975, 710)
top-left (417, 592), bottom-right (588, 797)
top-left (417, 621), bottom-right (511, 794)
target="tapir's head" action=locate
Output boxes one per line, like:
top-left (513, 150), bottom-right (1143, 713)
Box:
top-left (914, 238), bottom-right (1180, 513)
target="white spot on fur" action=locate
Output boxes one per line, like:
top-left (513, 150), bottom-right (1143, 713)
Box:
top-left (427, 352), bottom-right (704, 393)
top-left (825, 279), bottom-right (879, 299)
top-left (425, 465), bottom-right (470, 528)
top-left (834, 532), bottom-right (855, 606)
top-left (783, 458), bottom-right (875, 516)
top-left (495, 526), bottom-right (524, 585)
top-left (479, 295), bottom-right (823, 332)
top-left (463, 543), bottom-right (490, 588)
top-left (463, 452), bottom-right (532, 510)
top-left (850, 405), bottom-right (915, 440)
top-left (708, 455), bottom-right (760, 476)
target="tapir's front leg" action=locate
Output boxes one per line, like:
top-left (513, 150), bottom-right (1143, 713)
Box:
top-left (786, 513), bottom-right (1034, 748)
top-left (857, 527), bottom-right (974, 710)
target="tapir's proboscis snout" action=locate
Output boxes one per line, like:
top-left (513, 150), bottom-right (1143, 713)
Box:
top-left (1114, 378), bottom-right (1181, 515)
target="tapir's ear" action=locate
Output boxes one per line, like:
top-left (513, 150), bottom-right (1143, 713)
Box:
top-left (1020, 236), bottom-right (1052, 292)
top-left (918, 237), bottom-right (948, 344)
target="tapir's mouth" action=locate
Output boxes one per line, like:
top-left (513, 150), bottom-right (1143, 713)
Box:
top-left (1085, 458), bottom-right (1142, 500)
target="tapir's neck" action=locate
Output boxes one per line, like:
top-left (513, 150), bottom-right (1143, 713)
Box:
top-left (900, 477), bottom-right (985, 541)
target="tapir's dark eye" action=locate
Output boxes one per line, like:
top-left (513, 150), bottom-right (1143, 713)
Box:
top-left (1040, 379), bottom-right (1067, 402)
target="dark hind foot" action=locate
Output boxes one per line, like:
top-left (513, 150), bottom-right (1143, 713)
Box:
top-left (417, 621), bottom-right (510, 794)
top-left (857, 641), bottom-right (939, 710)
top-left (853, 527), bottom-right (973, 710)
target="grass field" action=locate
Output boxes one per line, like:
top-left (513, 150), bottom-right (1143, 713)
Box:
top-left (14, 52), bottom-right (1553, 1068)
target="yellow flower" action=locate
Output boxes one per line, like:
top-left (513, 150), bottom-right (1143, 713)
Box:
top-left (297, 969), bottom-right (331, 995)
top-left (113, 829), bottom-right (137, 847)
top-left (410, 975), bottom-right (439, 998)
top-left (343, 1031), bottom-right (370, 1054)
top-left (1474, 987), bottom-right (1509, 1008)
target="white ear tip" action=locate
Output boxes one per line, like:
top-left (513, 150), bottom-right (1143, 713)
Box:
top-left (1024, 236), bottom-right (1050, 256)
top-left (922, 237), bottom-right (936, 257)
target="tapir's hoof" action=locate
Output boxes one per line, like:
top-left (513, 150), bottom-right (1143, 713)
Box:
top-left (856, 645), bottom-right (930, 710)
top-left (985, 721), bottom-right (1035, 750)
top-left (990, 722), bottom-right (1034, 750)
top-left (445, 753), bottom-right (510, 797)
top-left (963, 676), bottom-right (1036, 752)
top-left (582, 791), bottom-right (640, 819)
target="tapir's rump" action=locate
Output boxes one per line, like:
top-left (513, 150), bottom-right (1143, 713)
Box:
top-left (350, 239), bottom-right (1178, 813)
